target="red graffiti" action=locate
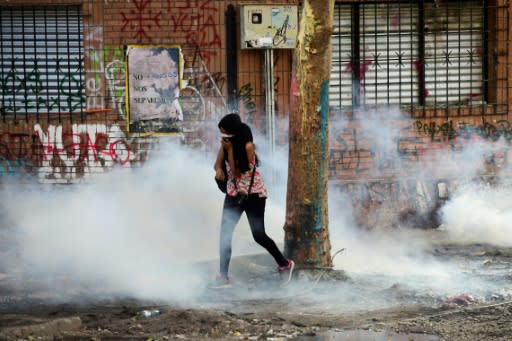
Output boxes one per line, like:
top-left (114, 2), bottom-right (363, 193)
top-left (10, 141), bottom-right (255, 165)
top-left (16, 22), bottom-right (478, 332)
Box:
top-left (345, 59), bottom-right (373, 82)
top-left (121, 0), bottom-right (162, 42)
top-left (170, 0), bottom-right (221, 66)
top-left (0, 132), bottom-right (44, 165)
top-left (0, 131), bottom-right (132, 167)
top-left (35, 131), bottom-right (131, 165)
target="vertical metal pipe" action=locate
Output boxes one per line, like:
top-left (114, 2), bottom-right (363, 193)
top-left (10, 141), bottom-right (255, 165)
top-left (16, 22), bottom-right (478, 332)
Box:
top-left (418, 0), bottom-right (426, 110)
top-left (66, 6), bottom-right (72, 122)
top-left (410, 0), bottom-right (415, 110)
top-left (9, 8), bottom-right (17, 120)
top-left (398, 3), bottom-right (402, 107)
top-left (33, 7), bottom-right (39, 122)
top-left (44, 7), bottom-right (50, 122)
top-left (457, 0), bottom-right (462, 113)
top-left (445, 2), bottom-right (449, 111)
top-left (373, 4), bottom-right (377, 106)
top-left (334, 5), bottom-right (342, 108)
top-left (351, 3), bottom-right (360, 110)
top-left (21, 7), bottom-right (28, 120)
top-left (55, 8), bottom-right (62, 122)
top-left (264, 48), bottom-right (275, 169)
top-left (0, 7), bottom-right (5, 121)
top-left (361, 4), bottom-right (365, 108)
top-left (77, 5), bottom-right (84, 121)
top-left (225, 4), bottom-right (237, 113)
top-left (482, 0), bottom-right (488, 114)
top-left (386, 2), bottom-right (390, 104)
top-left (432, 2), bottom-right (438, 111)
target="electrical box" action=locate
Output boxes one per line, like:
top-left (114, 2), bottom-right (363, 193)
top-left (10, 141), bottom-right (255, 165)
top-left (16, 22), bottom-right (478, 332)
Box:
top-left (240, 4), bottom-right (298, 49)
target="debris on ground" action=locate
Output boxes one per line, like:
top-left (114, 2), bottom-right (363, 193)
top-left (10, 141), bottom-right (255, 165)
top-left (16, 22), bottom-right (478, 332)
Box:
top-left (444, 293), bottom-right (476, 306)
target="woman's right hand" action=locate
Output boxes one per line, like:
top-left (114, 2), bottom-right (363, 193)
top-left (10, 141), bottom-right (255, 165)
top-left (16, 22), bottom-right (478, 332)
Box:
top-left (215, 167), bottom-right (225, 180)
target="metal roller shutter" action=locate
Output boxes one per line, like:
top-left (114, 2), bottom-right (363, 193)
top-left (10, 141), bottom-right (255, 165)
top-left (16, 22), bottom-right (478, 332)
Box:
top-left (423, 2), bottom-right (484, 106)
top-left (0, 6), bottom-right (84, 115)
top-left (359, 3), bottom-right (419, 107)
top-left (331, 5), bottom-right (353, 109)
top-left (330, 2), bottom-right (484, 110)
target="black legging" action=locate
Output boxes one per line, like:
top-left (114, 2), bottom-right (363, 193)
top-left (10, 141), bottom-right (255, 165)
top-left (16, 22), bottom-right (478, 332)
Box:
top-left (219, 194), bottom-right (288, 277)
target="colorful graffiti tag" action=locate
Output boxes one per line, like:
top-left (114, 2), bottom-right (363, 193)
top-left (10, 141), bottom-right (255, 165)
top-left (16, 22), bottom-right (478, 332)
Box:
top-left (0, 124), bottom-right (147, 183)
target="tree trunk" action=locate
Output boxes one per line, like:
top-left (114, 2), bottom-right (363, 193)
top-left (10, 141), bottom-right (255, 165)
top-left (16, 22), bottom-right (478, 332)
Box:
top-left (284, 0), bottom-right (334, 268)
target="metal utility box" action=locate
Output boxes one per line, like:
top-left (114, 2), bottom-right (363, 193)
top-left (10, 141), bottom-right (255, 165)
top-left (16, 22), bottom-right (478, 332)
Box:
top-left (240, 4), bottom-right (298, 49)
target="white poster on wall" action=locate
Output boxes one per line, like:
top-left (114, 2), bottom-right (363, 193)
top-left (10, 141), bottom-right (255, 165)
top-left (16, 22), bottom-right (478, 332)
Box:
top-left (126, 45), bottom-right (183, 135)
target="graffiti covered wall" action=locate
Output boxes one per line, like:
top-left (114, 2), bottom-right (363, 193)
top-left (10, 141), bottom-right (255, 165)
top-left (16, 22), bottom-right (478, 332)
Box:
top-left (328, 108), bottom-right (512, 229)
top-left (0, 123), bottom-right (152, 183)
top-left (1, 0), bottom-right (512, 230)
top-left (0, 0), bottom-right (295, 184)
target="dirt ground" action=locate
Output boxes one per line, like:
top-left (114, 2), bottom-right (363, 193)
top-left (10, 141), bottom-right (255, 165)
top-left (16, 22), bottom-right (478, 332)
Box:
top-left (2, 234), bottom-right (512, 341)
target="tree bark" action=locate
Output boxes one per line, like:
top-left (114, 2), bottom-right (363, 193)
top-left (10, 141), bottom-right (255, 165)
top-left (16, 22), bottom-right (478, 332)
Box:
top-left (284, 0), bottom-right (334, 268)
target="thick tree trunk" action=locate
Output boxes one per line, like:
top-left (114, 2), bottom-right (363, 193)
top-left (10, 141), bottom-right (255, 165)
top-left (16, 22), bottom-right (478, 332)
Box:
top-left (284, 0), bottom-right (334, 268)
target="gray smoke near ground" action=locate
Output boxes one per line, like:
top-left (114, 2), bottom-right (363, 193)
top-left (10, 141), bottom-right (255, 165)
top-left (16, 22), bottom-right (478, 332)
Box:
top-left (0, 136), bottom-right (289, 304)
top-left (0, 115), bottom-right (511, 309)
top-left (441, 184), bottom-right (512, 247)
top-left (324, 107), bottom-right (512, 305)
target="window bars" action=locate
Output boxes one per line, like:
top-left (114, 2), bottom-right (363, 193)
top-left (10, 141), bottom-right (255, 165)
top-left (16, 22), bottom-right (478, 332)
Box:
top-left (0, 6), bottom-right (84, 121)
top-left (330, 0), bottom-right (508, 116)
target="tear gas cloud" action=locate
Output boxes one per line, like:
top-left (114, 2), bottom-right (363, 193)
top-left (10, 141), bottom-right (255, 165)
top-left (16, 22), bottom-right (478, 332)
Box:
top-left (327, 106), bottom-right (512, 300)
top-left (441, 184), bottom-right (512, 247)
top-left (0, 135), bottom-right (288, 303)
top-left (0, 109), bottom-right (510, 306)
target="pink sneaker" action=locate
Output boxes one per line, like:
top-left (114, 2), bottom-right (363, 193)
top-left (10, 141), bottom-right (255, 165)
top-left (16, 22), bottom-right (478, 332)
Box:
top-left (209, 274), bottom-right (232, 289)
top-left (278, 259), bottom-right (295, 273)
top-left (278, 260), bottom-right (295, 284)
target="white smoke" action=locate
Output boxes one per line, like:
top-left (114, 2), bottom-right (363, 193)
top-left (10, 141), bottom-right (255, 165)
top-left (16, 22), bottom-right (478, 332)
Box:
top-left (1, 109), bottom-right (511, 308)
top-left (325, 107), bottom-right (512, 302)
top-left (0, 136), bottom-right (288, 303)
top-left (441, 184), bottom-right (512, 247)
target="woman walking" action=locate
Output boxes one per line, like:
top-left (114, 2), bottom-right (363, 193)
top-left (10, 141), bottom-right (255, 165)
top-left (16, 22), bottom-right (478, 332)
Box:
top-left (212, 113), bottom-right (294, 288)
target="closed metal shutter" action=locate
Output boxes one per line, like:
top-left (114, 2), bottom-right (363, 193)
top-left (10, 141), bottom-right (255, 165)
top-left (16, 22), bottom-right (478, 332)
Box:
top-left (359, 4), bottom-right (419, 107)
top-left (423, 2), bottom-right (484, 106)
top-left (331, 2), bottom-right (484, 109)
top-left (0, 6), bottom-right (84, 116)
top-left (331, 5), bottom-right (353, 109)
